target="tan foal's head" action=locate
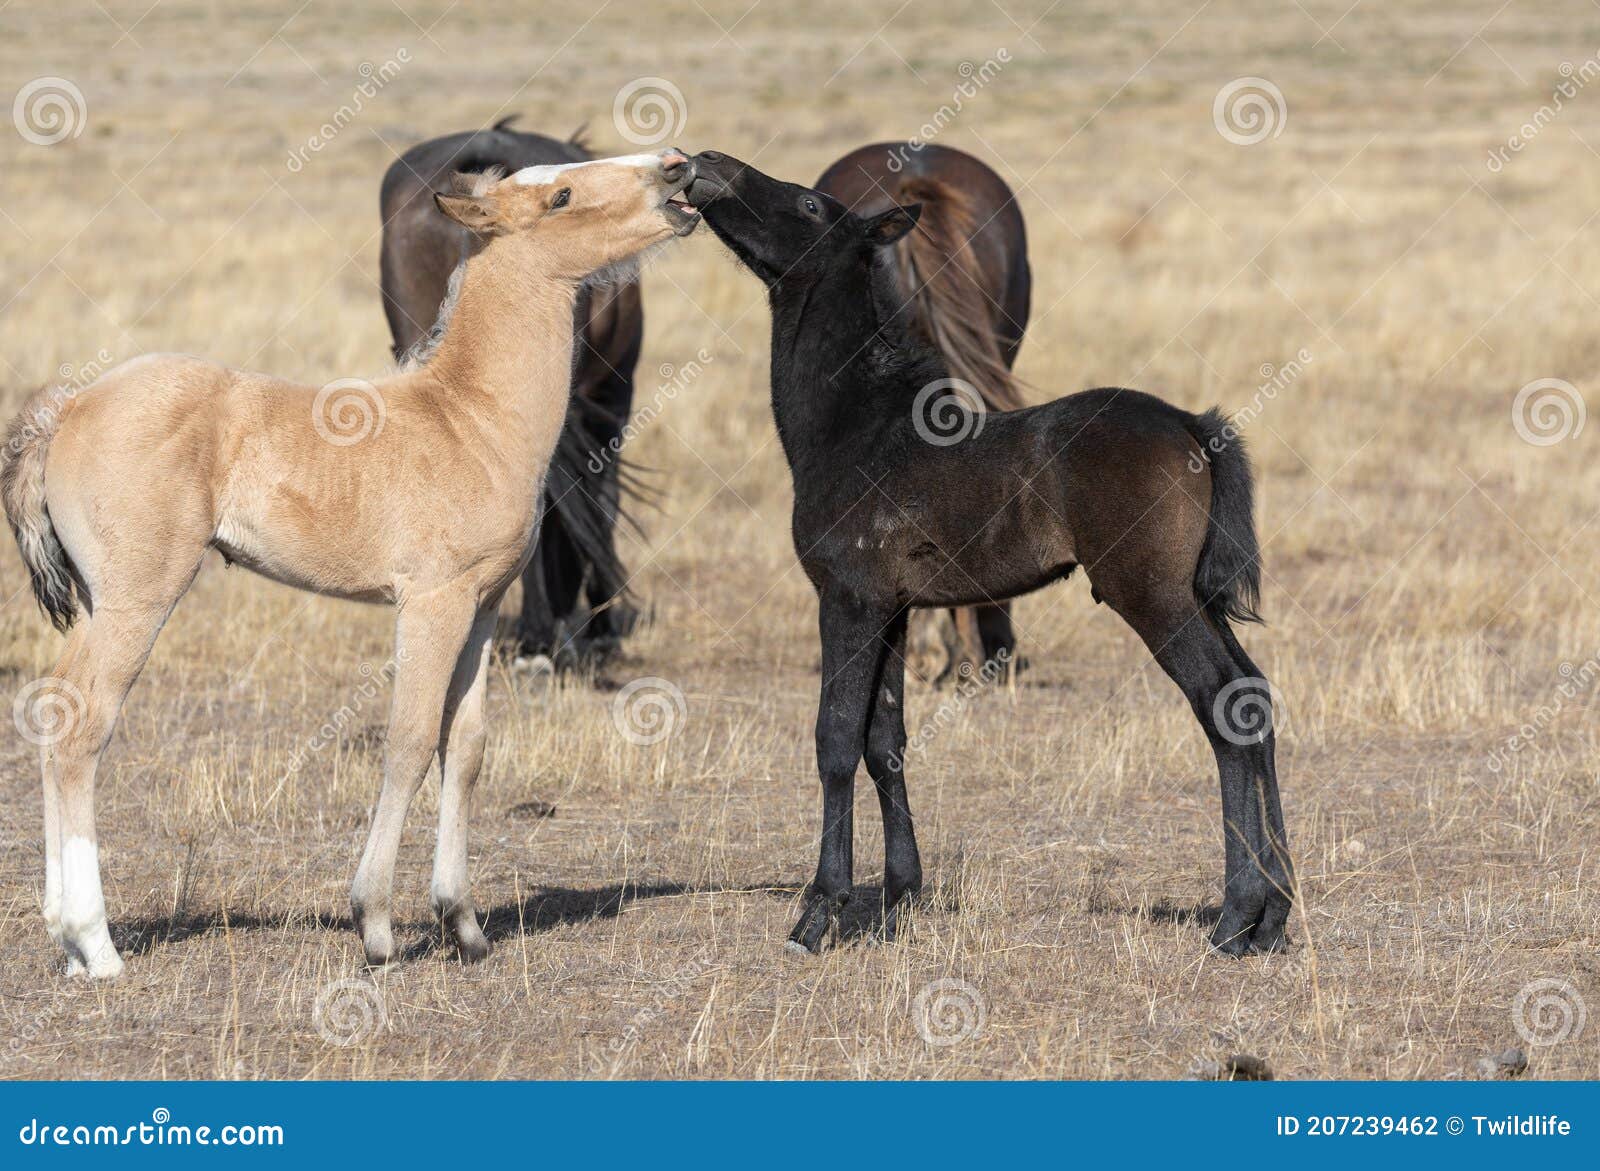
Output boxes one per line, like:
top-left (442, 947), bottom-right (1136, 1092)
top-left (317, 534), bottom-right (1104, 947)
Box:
top-left (434, 150), bottom-right (699, 280)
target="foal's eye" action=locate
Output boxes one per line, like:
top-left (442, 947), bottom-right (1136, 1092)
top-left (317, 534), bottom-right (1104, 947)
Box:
top-left (550, 187), bottom-right (572, 209)
top-left (803, 197), bottom-right (819, 215)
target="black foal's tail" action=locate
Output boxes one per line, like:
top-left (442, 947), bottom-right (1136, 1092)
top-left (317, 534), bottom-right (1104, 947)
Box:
top-left (1187, 407), bottom-right (1262, 628)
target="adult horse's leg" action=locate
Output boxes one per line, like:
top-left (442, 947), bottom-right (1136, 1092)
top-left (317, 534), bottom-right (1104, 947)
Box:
top-left (429, 607), bottom-right (497, 961)
top-left (862, 609), bottom-right (921, 941)
top-left (789, 592), bottom-right (891, 954)
top-left (351, 586), bottom-right (478, 966)
top-left (516, 492), bottom-right (561, 659)
top-left (974, 601), bottom-right (1018, 678)
top-left (1115, 592), bottom-right (1289, 955)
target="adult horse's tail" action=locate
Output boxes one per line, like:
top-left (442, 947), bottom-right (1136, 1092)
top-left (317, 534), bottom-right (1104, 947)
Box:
top-left (2, 388), bottom-right (78, 631)
top-left (894, 175), bottom-right (1025, 411)
top-left (1187, 407), bottom-right (1263, 629)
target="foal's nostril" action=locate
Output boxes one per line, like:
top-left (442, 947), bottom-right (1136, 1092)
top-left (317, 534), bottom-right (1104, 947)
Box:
top-left (698, 151), bottom-right (724, 164)
top-left (660, 149), bottom-right (690, 181)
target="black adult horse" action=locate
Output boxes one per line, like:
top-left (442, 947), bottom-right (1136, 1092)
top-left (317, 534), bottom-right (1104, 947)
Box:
top-left (686, 151), bottom-right (1292, 957)
top-left (380, 118), bottom-right (643, 663)
top-left (815, 143), bottom-right (1029, 681)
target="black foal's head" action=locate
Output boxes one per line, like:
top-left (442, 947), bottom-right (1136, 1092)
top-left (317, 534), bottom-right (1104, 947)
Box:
top-left (686, 151), bottom-right (921, 286)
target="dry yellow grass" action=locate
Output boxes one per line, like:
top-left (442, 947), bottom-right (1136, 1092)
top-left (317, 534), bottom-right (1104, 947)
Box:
top-left (1, 0), bottom-right (1598, 1079)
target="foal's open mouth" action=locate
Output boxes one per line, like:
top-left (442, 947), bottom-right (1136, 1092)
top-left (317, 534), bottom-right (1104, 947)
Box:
top-left (663, 196), bottom-right (700, 235)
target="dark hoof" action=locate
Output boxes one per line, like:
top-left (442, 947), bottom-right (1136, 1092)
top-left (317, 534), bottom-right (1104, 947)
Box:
top-left (788, 896), bottom-right (839, 954)
top-left (1208, 919), bottom-right (1256, 957)
top-left (878, 883), bottom-right (920, 943)
top-left (1248, 918), bottom-right (1290, 955)
top-left (361, 944), bottom-right (396, 969)
top-left (455, 935), bottom-right (492, 964)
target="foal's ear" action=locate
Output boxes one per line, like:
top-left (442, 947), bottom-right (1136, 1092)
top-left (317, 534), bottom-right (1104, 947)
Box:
top-left (434, 191), bottom-right (508, 236)
top-left (863, 204), bottom-right (922, 247)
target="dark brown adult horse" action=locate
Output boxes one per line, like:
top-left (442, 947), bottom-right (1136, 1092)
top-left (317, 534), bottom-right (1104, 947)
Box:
top-left (815, 143), bottom-right (1031, 682)
top-left (380, 118), bottom-right (644, 663)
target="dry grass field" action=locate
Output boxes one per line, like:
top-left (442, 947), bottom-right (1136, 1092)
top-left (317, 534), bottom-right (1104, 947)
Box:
top-left (1, 0), bottom-right (1598, 1080)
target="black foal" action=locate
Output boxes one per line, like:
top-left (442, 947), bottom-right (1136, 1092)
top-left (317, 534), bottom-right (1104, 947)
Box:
top-left (686, 152), bottom-right (1293, 957)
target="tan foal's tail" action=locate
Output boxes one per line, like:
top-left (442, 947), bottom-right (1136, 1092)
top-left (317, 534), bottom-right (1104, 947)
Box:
top-left (2, 388), bottom-right (78, 631)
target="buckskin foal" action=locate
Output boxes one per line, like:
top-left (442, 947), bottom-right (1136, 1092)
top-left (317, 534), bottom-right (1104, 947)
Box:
top-left (3, 151), bottom-right (699, 977)
top-left (685, 151), bottom-right (1291, 957)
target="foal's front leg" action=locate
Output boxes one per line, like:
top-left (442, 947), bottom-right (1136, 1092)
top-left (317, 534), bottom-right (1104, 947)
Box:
top-left (430, 608), bottom-right (497, 962)
top-left (863, 610), bottom-right (921, 941)
top-left (350, 587), bottom-right (478, 966)
top-left (788, 592), bottom-right (892, 954)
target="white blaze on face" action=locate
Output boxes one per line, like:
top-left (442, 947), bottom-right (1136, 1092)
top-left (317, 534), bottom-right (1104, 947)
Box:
top-left (510, 153), bottom-right (666, 187)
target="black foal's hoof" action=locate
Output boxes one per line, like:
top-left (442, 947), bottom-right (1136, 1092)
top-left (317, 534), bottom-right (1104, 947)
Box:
top-left (876, 883), bottom-right (920, 943)
top-left (787, 897), bottom-right (840, 954)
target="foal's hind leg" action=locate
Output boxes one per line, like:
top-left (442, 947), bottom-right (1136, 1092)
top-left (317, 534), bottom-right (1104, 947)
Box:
top-left (1114, 594), bottom-right (1288, 955)
top-left (863, 610), bottom-right (921, 941)
top-left (1213, 621), bottom-right (1293, 951)
top-left (429, 608), bottom-right (497, 962)
top-left (789, 592), bottom-right (892, 954)
top-left (50, 594), bottom-right (191, 977)
top-left (350, 587), bottom-right (478, 966)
